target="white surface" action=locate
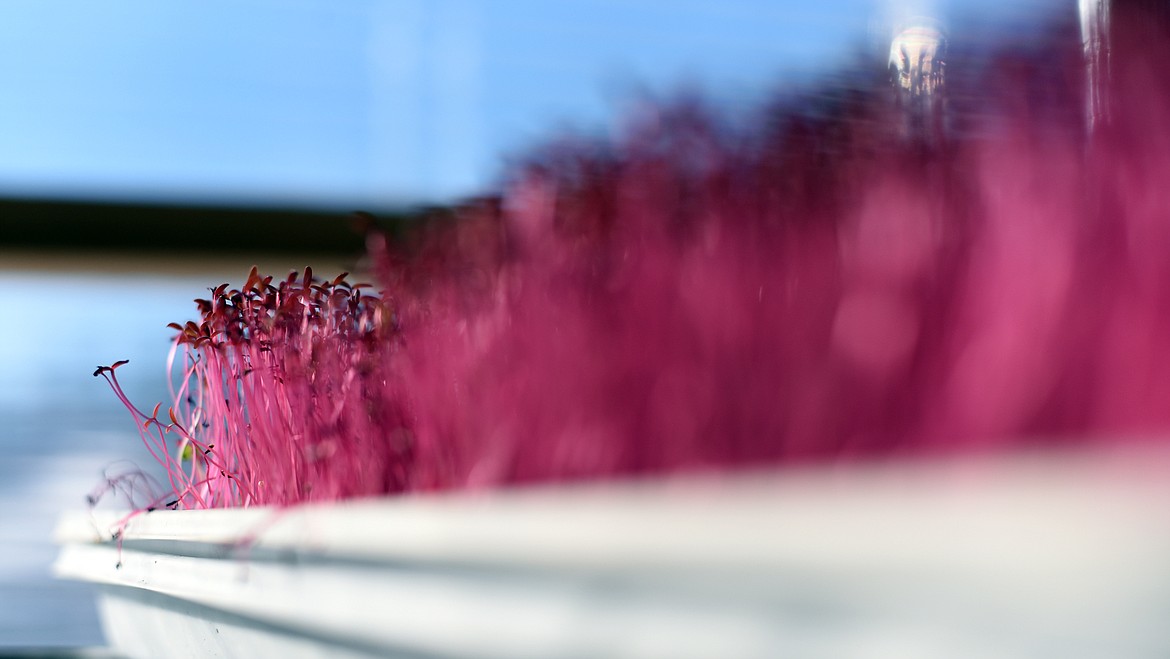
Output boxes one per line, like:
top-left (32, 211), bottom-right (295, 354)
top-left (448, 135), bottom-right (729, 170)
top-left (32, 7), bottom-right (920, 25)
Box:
top-left (55, 448), bottom-right (1170, 658)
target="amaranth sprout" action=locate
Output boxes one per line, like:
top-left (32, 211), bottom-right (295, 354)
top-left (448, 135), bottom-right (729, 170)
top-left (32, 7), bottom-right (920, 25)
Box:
top-left (95, 266), bottom-right (412, 510)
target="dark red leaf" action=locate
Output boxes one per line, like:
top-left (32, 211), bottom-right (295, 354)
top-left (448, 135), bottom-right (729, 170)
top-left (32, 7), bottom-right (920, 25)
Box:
top-left (244, 266), bottom-right (260, 293)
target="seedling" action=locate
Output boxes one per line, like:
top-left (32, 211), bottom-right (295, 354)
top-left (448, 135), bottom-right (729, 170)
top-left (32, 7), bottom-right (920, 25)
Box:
top-left (96, 267), bottom-right (409, 509)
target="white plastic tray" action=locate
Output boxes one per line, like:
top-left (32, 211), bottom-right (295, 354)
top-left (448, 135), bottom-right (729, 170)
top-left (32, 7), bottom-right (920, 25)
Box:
top-left (55, 448), bottom-right (1170, 658)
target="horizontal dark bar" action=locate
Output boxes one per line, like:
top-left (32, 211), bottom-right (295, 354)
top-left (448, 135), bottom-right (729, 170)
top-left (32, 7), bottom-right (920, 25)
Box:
top-left (0, 197), bottom-right (417, 257)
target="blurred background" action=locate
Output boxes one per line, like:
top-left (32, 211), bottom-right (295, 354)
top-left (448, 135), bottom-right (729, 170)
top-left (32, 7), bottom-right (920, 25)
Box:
top-left (0, 0), bottom-right (1067, 650)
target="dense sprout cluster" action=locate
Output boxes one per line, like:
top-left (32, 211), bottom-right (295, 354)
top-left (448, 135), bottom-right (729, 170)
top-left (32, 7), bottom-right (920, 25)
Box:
top-left (96, 11), bottom-right (1170, 509)
top-left (96, 267), bottom-right (411, 508)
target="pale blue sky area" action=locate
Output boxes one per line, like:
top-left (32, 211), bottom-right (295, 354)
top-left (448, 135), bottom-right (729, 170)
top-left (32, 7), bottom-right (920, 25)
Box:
top-left (0, 0), bottom-right (1063, 210)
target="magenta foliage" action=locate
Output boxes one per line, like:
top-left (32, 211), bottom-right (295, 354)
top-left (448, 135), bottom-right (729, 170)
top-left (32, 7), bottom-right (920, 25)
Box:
top-left (386, 14), bottom-right (1170, 489)
top-left (99, 12), bottom-right (1170, 507)
top-left (97, 268), bottom-right (409, 508)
